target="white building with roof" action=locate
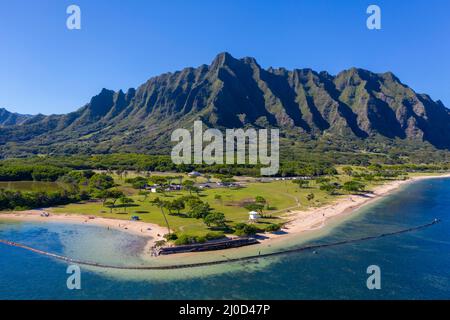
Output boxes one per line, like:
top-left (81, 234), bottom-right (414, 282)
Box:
top-left (249, 211), bottom-right (261, 220)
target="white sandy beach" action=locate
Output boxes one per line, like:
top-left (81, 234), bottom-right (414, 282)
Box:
top-left (261, 173), bottom-right (450, 244)
top-left (0, 211), bottom-right (169, 254)
top-left (1, 173), bottom-right (449, 257)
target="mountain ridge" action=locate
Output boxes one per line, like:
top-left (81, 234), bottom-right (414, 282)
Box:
top-left (0, 108), bottom-right (33, 126)
top-left (1, 52), bottom-right (449, 157)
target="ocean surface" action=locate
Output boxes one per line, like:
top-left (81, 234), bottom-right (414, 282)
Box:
top-left (1, 178), bottom-right (450, 300)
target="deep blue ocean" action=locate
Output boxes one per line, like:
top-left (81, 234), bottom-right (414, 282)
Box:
top-left (1, 178), bottom-right (450, 300)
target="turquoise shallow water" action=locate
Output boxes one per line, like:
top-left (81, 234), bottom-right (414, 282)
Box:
top-left (1, 178), bottom-right (450, 299)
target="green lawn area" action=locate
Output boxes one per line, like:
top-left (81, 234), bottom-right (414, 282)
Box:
top-left (49, 178), bottom-right (340, 236)
top-left (46, 170), bottom-right (428, 238)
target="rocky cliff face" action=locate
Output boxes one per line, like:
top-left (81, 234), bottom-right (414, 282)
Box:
top-left (1, 52), bottom-right (449, 156)
top-left (0, 108), bottom-right (32, 127)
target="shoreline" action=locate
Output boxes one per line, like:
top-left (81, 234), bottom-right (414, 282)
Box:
top-left (1, 173), bottom-right (449, 259)
top-left (0, 211), bottom-right (168, 255)
top-left (261, 173), bottom-right (450, 245)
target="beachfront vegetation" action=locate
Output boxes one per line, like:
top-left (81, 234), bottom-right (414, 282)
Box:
top-left (1, 155), bottom-right (450, 244)
top-left (234, 223), bottom-right (261, 236)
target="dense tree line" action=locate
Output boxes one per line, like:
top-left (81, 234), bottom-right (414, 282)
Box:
top-left (0, 171), bottom-right (118, 211)
top-left (0, 164), bottom-right (69, 181)
top-left (0, 154), bottom-right (340, 178)
top-left (0, 189), bottom-right (89, 211)
top-left (5, 153), bottom-right (446, 179)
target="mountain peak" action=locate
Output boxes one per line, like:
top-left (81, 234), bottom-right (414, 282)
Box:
top-left (85, 88), bottom-right (116, 117)
top-left (0, 53), bottom-right (449, 156)
top-left (99, 88), bottom-right (115, 95)
top-left (0, 107), bottom-right (13, 114)
top-left (0, 107), bottom-right (33, 127)
top-left (211, 52), bottom-right (238, 68)
top-left (240, 56), bottom-right (259, 66)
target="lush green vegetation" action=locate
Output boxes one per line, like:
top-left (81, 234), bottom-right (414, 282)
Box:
top-left (0, 164), bottom-right (68, 181)
top-left (1, 154), bottom-right (450, 245)
top-left (51, 178), bottom-right (303, 239)
top-left (47, 165), bottom-right (420, 242)
top-left (0, 189), bottom-right (88, 211)
top-left (0, 153), bottom-right (340, 177)
top-left (2, 153), bottom-right (450, 180)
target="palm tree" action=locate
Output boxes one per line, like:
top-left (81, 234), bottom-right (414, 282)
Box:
top-left (151, 197), bottom-right (171, 235)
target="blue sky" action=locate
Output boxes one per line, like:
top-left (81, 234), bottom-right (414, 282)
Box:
top-left (1, 0), bottom-right (449, 115)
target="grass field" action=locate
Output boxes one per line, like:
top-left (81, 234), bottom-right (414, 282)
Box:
top-left (49, 171), bottom-right (390, 237)
top-left (51, 180), bottom-right (304, 236)
top-left (6, 166), bottom-right (429, 238)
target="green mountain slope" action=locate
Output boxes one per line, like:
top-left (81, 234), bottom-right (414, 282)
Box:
top-left (1, 52), bottom-right (449, 158)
